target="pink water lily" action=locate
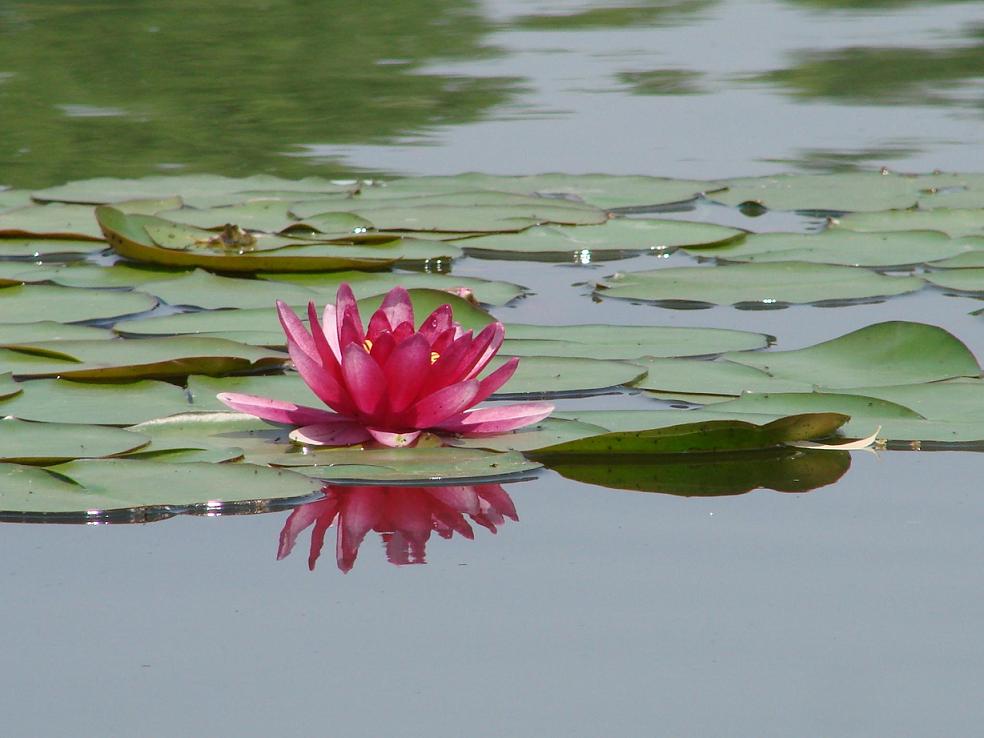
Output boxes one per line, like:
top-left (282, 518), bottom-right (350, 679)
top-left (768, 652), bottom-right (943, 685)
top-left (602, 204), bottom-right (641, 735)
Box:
top-left (217, 284), bottom-right (553, 447)
top-left (278, 483), bottom-right (518, 571)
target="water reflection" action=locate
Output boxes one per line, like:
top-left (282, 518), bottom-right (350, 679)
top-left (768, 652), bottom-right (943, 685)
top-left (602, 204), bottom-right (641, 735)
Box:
top-left (277, 484), bottom-right (518, 572)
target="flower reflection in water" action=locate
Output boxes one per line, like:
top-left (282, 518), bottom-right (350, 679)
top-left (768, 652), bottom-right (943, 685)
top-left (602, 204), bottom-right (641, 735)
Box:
top-left (278, 484), bottom-right (518, 572)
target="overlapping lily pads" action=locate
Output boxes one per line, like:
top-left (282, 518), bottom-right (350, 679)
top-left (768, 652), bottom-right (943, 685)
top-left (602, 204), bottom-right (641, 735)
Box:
top-left (833, 208), bottom-right (984, 239)
top-left (596, 262), bottom-right (922, 306)
top-left (0, 284), bottom-right (157, 323)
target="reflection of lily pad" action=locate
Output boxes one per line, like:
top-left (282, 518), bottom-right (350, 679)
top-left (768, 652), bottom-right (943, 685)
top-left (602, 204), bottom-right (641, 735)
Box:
top-left (544, 448), bottom-right (850, 495)
top-left (596, 262), bottom-right (922, 305)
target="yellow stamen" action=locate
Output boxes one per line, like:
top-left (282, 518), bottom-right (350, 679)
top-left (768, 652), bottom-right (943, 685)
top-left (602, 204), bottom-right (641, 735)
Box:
top-left (430, 351), bottom-right (440, 364)
top-left (363, 338), bottom-right (373, 353)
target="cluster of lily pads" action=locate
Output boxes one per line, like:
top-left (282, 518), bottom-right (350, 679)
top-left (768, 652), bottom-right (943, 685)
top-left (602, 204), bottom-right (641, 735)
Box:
top-left (3, 170), bottom-right (984, 517)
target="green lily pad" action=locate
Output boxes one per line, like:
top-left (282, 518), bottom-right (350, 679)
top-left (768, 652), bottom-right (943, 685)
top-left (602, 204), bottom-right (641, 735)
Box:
top-left (155, 201), bottom-right (303, 233)
top-left (0, 337), bottom-right (286, 380)
top-left (631, 357), bottom-right (814, 400)
top-left (0, 261), bottom-right (191, 289)
top-left (923, 269), bottom-right (984, 293)
top-left (0, 203), bottom-right (104, 240)
top-left (930, 249), bottom-right (984, 269)
top-left (0, 189), bottom-right (33, 212)
top-left (139, 270), bottom-right (322, 309)
top-left (543, 448), bottom-right (850, 495)
top-left (596, 262), bottom-right (922, 306)
top-left (711, 172), bottom-right (925, 212)
top-left (0, 372), bottom-right (21, 401)
top-left (257, 271), bottom-right (527, 307)
top-left (0, 322), bottom-right (115, 342)
top-left (833, 209), bottom-right (984, 239)
top-left (0, 238), bottom-right (108, 257)
top-left (829, 380), bottom-right (984, 421)
top-left (32, 174), bottom-right (358, 208)
top-left (187, 374), bottom-right (311, 412)
top-left (456, 218), bottom-right (744, 261)
top-left (447, 417), bottom-right (612, 452)
top-left (0, 379), bottom-right (191, 424)
top-left (96, 206), bottom-right (406, 273)
top-left (0, 459), bottom-right (323, 514)
top-left (488, 355), bottom-right (647, 397)
top-left (712, 392), bottom-right (984, 445)
top-left (724, 321), bottom-right (980, 388)
top-left (527, 412), bottom-right (847, 456)
top-left (687, 229), bottom-right (971, 267)
top-left (0, 418), bottom-right (149, 464)
top-left (364, 174), bottom-right (718, 210)
top-left (501, 324), bottom-right (769, 360)
top-left (0, 284), bottom-right (158, 323)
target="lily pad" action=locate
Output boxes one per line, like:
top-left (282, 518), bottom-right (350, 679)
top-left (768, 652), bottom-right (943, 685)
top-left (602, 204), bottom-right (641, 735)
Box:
top-left (138, 270), bottom-right (322, 309)
top-left (931, 249), bottom-right (984, 269)
top-left (543, 448), bottom-right (850, 495)
top-left (723, 321), bottom-right (980, 388)
top-left (96, 206), bottom-right (406, 273)
top-left (0, 203), bottom-right (104, 240)
top-left (0, 284), bottom-right (158, 323)
top-left (596, 262), bottom-right (922, 306)
top-left (631, 357), bottom-right (814, 400)
top-left (527, 412), bottom-right (847, 456)
top-left (0, 238), bottom-right (108, 257)
top-left (456, 218), bottom-right (744, 261)
top-left (688, 229), bottom-right (971, 267)
top-left (257, 271), bottom-right (527, 307)
top-left (0, 337), bottom-right (286, 380)
top-left (187, 374), bottom-right (311, 412)
top-left (0, 261), bottom-right (191, 289)
top-left (32, 174), bottom-right (359, 207)
top-left (0, 322), bottom-right (115, 342)
top-left (923, 269), bottom-right (984, 293)
top-left (0, 418), bottom-right (149, 464)
top-left (711, 172), bottom-right (925, 212)
top-left (0, 379), bottom-right (191, 424)
top-left (487, 355), bottom-right (647, 397)
top-left (0, 372), bottom-right (21, 401)
top-left (501, 324), bottom-right (769, 360)
top-left (833, 209), bottom-right (984, 239)
top-left (0, 459), bottom-right (323, 514)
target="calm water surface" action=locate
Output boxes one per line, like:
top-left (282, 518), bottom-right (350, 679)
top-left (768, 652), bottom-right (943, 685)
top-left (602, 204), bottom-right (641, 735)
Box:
top-left (3, 0), bottom-right (984, 736)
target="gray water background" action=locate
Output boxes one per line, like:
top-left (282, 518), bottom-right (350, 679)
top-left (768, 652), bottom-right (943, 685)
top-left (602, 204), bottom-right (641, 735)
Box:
top-left (3, 1), bottom-right (984, 735)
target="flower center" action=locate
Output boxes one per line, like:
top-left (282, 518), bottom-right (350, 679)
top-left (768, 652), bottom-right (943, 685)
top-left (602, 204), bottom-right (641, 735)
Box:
top-left (363, 338), bottom-right (373, 353)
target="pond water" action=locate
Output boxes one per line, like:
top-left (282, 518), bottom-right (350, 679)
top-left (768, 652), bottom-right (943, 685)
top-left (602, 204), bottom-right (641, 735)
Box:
top-left (3, 1), bottom-right (984, 736)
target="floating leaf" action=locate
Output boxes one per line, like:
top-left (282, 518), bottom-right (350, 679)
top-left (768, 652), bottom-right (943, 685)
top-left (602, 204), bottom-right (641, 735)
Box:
top-left (923, 268), bottom-right (984, 293)
top-left (447, 417), bottom-right (612, 452)
top-left (688, 229), bottom-right (971, 267)
top-left (501, 324), bottom-right (769, 360)
top-left (0, 321), bottom-right (114, 342)
top-left (0, 459), bottom-right (323, 514)
top-left (0, 337), bottom-right (286, 380)
top-left (0, 372), bottom-right (21, 401)
top-left (32, 174), bottom-right (358, 207)
top-left (833, 209), bottom-right (984, 239)
top-left (931, 250), bottom-right (984, 269)
top-left (456, 218), bottom-right (744, 260)
top-left (0, 379), bottom-right (191, 424)
top-left (724, 321), bottom-right (980, 388)
top-left (631, 357), bottom-right (814, 400)
top-left (488, 355), bottom-right (647, 397)
top-left (0, 261), bottom-right (191, 289)
top-left (0, 418), bottom-right (149, 464)
top-left (139, 270), bottom-right (322, 309)
top-left (596, 262), bottom-right (922, 306)
top-left (711, 172), bottom-right (925, 212)
top-left (256, 270), bottom-right (527, 307)
top-left (0, 284), bottom-right (157, 323)
top-left (543, 448), bottom-right (850, 495)
top-left (527, 413), bottom-right (847, 456)
top-left (187, 374), bottom-right (311, 412)
top-left (0, 203), bottom-right (104, 240)
top-left (0, 238), bottom-right (108, 257)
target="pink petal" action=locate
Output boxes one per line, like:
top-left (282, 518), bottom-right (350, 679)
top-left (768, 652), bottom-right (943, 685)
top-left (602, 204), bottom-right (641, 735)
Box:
top-left (384, 334), bottom-right (431, 414)
top-left (289, 422), bottom-right (373, 446)
top-left (321, 304), bottom-right (341, 360)
top-left (379, 286), bottom-right (414, 332)
top-left (417, 331), bottom-right (474, 396)
top-left (336, 283), bottom-right (365, 348)
top-left (341, 342), bottom-right (386, 417)
top-left (410, 380), bottom-right (480, 427)
top-left (367, 428), bottom-right (422, 447)
top-left (368, 330), bottom-right (396, 367)
top-left (307, 302), bottom-right (343, 377)
top-left (366, 310), bottom-right (391, 342)
top-left (276, 301), bottom-right (318, 363)
top-left (465, 322), bottom-right (505, 379)
top-left (434, 401), bottom-right (554, 434)
top-left (472, 357), bottom-right (519, 404)
top-left (216, 392), bottom-right (340, 425)
top-left (418, 304), bottom-right (453, 344)
top-left (288, 339), bottom-right (356, 416)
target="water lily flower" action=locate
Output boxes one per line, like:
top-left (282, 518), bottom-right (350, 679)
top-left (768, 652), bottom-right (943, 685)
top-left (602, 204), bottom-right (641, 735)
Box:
top-left (217, 284), bottom-right (552, 447)
top-left (278, 483), bottom-right (518, 571)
